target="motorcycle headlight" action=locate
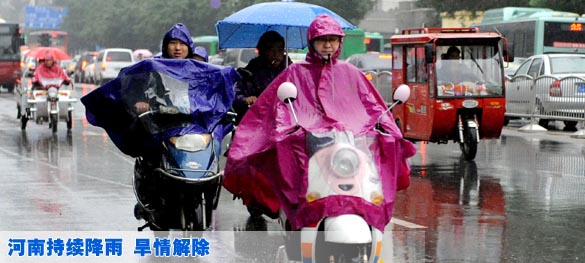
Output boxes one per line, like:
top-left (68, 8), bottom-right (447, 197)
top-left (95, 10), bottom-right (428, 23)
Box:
top-left (47, 87), bottom-right (59, 98)
top-left (169, 134), bottom-right (211, 152)
top-left (331, 148), bottom-right (359, 177)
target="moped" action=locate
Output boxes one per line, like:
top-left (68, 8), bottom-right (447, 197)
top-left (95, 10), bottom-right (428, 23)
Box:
top-left (21, 77), bottom-right (76, 133)
top-left (275, 82), bottom-right (411, 263)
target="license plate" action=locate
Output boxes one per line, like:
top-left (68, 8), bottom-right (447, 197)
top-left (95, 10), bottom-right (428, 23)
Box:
top-left (578, 83), bottom-right (585, 93)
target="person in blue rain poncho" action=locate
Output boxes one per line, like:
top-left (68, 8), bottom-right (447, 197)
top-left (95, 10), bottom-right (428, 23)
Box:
top-left (81, 23), bottom-right (238, 215)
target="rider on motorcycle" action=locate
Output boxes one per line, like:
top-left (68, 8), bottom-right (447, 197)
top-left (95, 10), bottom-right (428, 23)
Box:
top-left (223, 14), bottom-right (416, 228)
top-left (31, 53), bottom-right (71, 89)
top-left (81, 23), bottom-right (238, 226)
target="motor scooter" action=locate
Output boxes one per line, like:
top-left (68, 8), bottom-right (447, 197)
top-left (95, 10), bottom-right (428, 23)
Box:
top-left (21, 77), bottom-right (76, 133)
top-left (274, 82), bottom-right (411, 263)
top-left (133, 105), bottom-right (233, 232)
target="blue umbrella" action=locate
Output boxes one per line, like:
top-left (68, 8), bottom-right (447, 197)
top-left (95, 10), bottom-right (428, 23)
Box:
top-left (215, 1), bottom-right (356, 49)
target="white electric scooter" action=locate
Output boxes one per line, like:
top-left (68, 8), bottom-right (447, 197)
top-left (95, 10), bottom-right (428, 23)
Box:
top-left (275, 82), bottom-right (411, 263)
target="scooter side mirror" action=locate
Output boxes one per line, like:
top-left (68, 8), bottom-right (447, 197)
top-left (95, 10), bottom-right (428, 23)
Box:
top-left (393, 84), bottom-right (410, 104)
top-left (376, 84), bottom-right (410, 132)
top-left (277, 82), bottom-right (298, 103)
top-left (277, 82), bottom-right (299, 126)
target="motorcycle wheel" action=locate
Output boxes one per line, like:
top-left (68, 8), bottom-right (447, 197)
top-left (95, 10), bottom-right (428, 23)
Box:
top-left (320, 243), bottom-right (370, 263)
top-left (190, 202), bottom-right (204, 231)
top-left (50, 113), bottom-right (58, 133)
top-left (247, 205), bottom-right (264, 218)
top-left (66, 110), bottom-right (73, 130)
top-left (21, 116), bottom-right (28, 130)
top-left (459, 126), bottom-right (478, 161)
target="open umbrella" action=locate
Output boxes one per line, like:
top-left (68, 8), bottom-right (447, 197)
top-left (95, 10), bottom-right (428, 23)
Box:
top-left (25, 47), bottom-right (71, 61)
top-left (216, 1), bottom-right (356, 49)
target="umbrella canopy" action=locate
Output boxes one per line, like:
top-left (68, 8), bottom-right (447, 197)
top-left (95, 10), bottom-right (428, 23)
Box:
top-left (25, 47), bottom-right (71, 61)
top-left (216, 1), bottom-right (356, 49)
top-left (133, 49), bottom-right (153, 59)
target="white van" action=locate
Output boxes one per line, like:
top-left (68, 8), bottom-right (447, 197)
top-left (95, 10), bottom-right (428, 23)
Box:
top-left (94, 48), bottom-right (134, 84)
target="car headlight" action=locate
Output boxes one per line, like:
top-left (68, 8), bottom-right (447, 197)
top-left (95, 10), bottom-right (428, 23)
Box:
top-left (331, 148), bottom-right (359, 177)
top-left (47, 87), bottom-right (59, 98)
top-left (169, 134), bottom-right (211, 152)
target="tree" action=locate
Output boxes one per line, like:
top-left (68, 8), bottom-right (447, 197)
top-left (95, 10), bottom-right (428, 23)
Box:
top-left (53, 0), bottom-right (374, 53)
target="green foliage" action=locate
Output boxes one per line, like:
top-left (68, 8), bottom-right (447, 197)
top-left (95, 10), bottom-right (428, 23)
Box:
top-left (53, 0), bottom-right (373, 54)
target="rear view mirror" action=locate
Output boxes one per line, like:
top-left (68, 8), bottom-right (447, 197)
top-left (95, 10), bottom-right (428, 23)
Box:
top-left (424, 43), bottom-right (434, 64)
top-left (277, 82), bottom-right (299, 126)
top-left (504, 43), bottom-right (514, 62)
top-left (393, 84), bottom-right (410, 104)
top-left (277, 82), bottom-right (298, 103)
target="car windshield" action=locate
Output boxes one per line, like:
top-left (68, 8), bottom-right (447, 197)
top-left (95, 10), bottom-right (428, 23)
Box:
top-left (436, 45), bottom-right (504, 96)
top-left (550, 56), bottom-right (585, 74)
top-left (106, 51), bottom-right (132, 62)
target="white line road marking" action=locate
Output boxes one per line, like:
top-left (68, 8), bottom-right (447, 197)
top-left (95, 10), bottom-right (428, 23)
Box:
top-left (390, 217), bottom-right (427, 229)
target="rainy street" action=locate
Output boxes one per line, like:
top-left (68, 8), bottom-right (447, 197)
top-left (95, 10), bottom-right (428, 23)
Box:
top-left (0, 84), bottom-right (584, 262)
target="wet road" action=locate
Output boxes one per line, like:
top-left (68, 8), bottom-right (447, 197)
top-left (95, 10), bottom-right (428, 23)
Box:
top-left (0, 84), bottom-right (584, 262)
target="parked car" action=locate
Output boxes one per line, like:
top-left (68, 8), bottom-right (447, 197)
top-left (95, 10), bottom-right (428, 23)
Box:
top-left (346, 53), bottom-right (393, 104)
top-left (507, 53), bottom-right (585, 129)
top-left (74, 51), bottom-right (98, 83)
top-left (504, 57), bottom-right (526, 78)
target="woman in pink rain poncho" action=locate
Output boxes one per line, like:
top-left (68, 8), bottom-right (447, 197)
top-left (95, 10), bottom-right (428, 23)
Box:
top-left (223, 14), bottom-right (416, 231)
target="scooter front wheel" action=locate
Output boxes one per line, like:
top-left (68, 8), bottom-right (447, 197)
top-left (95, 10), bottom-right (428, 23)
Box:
top-left (246, 205), bottom-right (264, 218)
top-left (50, 113), bottom-right (58, 133)
top-left (460, 126), bottom-right (478, 161)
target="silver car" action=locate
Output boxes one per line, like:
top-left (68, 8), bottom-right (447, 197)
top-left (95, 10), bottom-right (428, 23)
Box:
top-left (506, 54), bottom-right (585, 129)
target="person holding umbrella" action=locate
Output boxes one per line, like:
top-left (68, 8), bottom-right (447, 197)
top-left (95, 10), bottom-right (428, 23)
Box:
top-left (31, 53), bottom-right (71, 90)
top-left (233, 30), bottom-right (292, 124)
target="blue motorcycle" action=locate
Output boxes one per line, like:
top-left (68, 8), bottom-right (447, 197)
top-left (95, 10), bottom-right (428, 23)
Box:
top-left (133, 105), bottom-right (232, 231)
top-left (80, 59), bottom-right (238, 232)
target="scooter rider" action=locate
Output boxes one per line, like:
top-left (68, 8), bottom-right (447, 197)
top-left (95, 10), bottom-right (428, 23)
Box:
top-left (31, 53), bottom-right (71, 90)
top-left (223, 14), bottom-right (416, 224)
top-left (133, 23), bottom-right (197, 215)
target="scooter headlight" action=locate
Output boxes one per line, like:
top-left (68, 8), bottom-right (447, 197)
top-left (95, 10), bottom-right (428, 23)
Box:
top-left (169, 134), bottom-right (211, 152)
top-left (47, 87), bottom-right (59, 98)
top-left (331, 148), bottom-right (359, 177)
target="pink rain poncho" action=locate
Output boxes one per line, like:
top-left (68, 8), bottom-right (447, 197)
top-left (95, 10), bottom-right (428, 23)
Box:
top-left (223, 14), bottom-right (416, 231)
top-left (32, 54), bottom-right (71, 86)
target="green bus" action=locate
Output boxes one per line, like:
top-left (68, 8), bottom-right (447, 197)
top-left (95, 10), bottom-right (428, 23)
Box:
top-left (474, 7), bottom-right (585, 58)
top-left (192, 35), bottom-right (219, 56)
top-left (333, 28), bottom-right (364, 59)
top-left (364, 32), bottom-right (384, 53)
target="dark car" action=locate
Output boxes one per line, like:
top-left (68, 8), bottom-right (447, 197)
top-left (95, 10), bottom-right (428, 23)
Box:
top-left (346, 53), bottom-right (393, 104)
top-left (73, 51), bottom-right (98, 83)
